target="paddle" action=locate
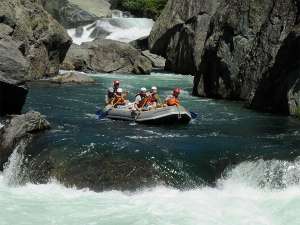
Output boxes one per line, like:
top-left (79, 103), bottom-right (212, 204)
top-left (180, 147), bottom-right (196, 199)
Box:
top-left (190, 111), bottom-right (198, 119)
top-left (96, 107), bottom-right (110, 120)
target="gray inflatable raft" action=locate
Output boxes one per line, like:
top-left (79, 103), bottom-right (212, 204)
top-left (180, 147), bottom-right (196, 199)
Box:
top-left (104, 105), bottom-right (192, 124)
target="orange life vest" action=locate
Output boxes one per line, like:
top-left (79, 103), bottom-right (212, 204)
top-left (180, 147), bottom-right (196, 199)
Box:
top-left (137, 96), bottom-right (151, 108)
top-left (112, 95), bottom-right (125, 106)
top-left (149, 93), bottom-right (159, 104)
top-left (167, 97), bottom-right (180, 106)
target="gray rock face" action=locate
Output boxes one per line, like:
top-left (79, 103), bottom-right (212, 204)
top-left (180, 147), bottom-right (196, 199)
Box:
top-left (61, 39), bottom-right (153, 74)
top-left (50, 72), bottom-right (96, 84)
top-left (149, 0), bottom-right (220, 75)
top-left (150, 0), bottom-right (300, 116)
top-left (142, 50), bottom-right (166, 69)
top-left (40, 0), bottom-right (112, 28)
top-left (0, 111), bottom-right (50, 169)
top-left (0, 37), bottom-right (29, 116)
top-left (0, 0), bottom-right (72, 80)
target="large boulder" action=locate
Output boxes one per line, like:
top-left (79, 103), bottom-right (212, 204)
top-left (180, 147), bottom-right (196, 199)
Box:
top-left (0, 111), bottom-right (50, 170)
top-left (49, 72), bottom-right (96, 84)
top-left (61, 39), bottom-right (153, 74)
top-left (40, 0), bottom-right (112, 28)
top-left (150, 0), bottom-right (300, 116)
top-left (0, 0), bottom-right (72, 80)
top-left (0, 36), bottom-right (29, 116)
top-left (149, 0), bottom-right (220, 75)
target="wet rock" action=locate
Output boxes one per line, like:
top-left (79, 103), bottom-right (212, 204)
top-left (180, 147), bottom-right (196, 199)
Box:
top-left (0, 0), bottom-right (72, 80)
top-left (129, 36), bottom-right (149, 51)
top-left (0, 36), bottom-right (29, 116)
top-left (0, 111), bottom-right (50, 170)
top-left (150, 0), bottom-right (300, 116)
top-left (142, 50), bottom-right (166, 69)
top-left (50, 72), bottom-right (96, 84)
top-left (61, 39), bottom-right (153, 74)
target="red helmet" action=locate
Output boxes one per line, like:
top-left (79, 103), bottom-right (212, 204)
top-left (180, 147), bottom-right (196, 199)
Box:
top-left (113, 80), bottom-right (120, 85)
top-left (173, 88), bottom-right (181, 95)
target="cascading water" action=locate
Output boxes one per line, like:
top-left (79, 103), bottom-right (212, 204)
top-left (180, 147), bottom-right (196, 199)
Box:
top-left (0, 159), bottom-right (300, 225)
top-left (68, 15), bottom-right (154, 45)
top-left (2, 142), bottom-right (26, 186)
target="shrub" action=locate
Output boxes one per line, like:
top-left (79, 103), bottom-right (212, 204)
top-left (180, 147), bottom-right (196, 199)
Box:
top-left (120, 0), bottom-right (168, 19)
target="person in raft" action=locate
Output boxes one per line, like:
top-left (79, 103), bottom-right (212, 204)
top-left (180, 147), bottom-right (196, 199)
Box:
top-left (148, 86), bottom-right (160, 107)
top-left (111, 88), bottom-right (127, 108)
top-left (165, 88), bottom-right (181, 106)
top-left (112, 80), bottom-right (120, 93)
top-left (134, 87), bottom-right (151, 110)
top-left (105, 87), bottom-right (115, 105)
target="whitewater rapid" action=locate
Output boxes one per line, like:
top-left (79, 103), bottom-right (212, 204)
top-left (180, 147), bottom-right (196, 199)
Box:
top-left (68, 17), bottom-right (154, 45)
top-left (1, 149), bottom-right (300, 225)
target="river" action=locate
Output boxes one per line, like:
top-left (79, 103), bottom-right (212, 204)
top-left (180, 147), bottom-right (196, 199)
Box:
top-left (1, 72), bottom-right (300, 225)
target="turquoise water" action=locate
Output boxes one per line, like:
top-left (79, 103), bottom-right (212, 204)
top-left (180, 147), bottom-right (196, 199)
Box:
top-left (1, 72), bottom-right (300, 225)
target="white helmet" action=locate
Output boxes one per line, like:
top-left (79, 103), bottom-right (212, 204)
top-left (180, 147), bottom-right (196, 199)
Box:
top-left (140, 87), bottom-right (147, 93)
top-left (151, 86), bottom-right (157, 93)
top-left (117, 88), bottom-right (123, 93)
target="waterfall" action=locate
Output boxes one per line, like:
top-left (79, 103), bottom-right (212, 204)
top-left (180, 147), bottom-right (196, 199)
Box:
top-left (67, 16), bottom-right (154, 45)
top-left (3, 141), bottom-right (26, 186)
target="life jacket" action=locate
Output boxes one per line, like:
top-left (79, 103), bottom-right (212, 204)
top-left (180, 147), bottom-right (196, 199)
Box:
top-left (166, 96), bottom-right (180, 106)
top-left (136, 94), bottom-right (151, 108)
top-left (112, 95), bottom-right (125, 106)
top-left (149, 93), bottom-right (159, 104)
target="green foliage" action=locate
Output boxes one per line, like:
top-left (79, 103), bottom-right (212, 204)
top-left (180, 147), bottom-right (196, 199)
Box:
top-left (120, 0), bottom-right (168, 19)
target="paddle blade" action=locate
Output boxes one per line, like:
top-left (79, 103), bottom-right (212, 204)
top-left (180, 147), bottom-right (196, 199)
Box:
top-left (190, 111), bottom-right (198, 119)
top-left (96, 108), bottom-right (107, 120)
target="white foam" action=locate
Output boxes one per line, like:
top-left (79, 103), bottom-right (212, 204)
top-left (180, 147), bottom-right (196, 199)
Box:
top-left (68, 17), bottom-right (154, 45)
top-left (1, 159), bottom-right (300, 225)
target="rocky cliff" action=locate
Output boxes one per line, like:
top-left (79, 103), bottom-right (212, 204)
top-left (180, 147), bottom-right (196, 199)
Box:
top-left (150, 0), bottom-right (300, 116)
top-left (0, 0), bottom-right (72, 81)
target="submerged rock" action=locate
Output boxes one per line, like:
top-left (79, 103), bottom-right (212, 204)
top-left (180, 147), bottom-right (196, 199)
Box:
top-left (0, 111), bottom-right (50, 170)
top-left (61, 39), bottom-right (153, 74)
top-left (0, 0), bottom-right (71, 80)
top-left (150, 0), bottom-right (300, 116)
top-left (28, 154), bottom-right (161, 192)
top-left (50, 72), bottom-right (96, 84)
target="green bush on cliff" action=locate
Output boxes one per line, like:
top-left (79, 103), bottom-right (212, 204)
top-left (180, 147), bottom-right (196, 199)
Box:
top-left (119, 0), bottom-right (167, 19)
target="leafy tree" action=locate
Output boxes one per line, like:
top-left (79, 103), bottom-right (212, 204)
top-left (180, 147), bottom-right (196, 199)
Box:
top-left (119, 0), bottom-right (168, 19)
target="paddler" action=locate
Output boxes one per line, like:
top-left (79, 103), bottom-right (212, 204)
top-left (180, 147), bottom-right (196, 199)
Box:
top-left (134, 87), bottom-right (151, 110)
top-left (149, 86), bottom-right (160, 107)
top-left (111, 88), bottom-right (126, 108)
top-left (112, 80), bottom-right (120, 93)
top-left (166, 88), bottom-right (181, 106)
top-left (105, 87), bottom-right (114, 105)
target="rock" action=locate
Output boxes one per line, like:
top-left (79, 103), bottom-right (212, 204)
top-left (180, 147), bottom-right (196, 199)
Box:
top-left (61, 39), bottom-right (153, 74)
top-left (150, 0), bottom-right (300, 116)
top-left (28, 153), bottom-right (162, 192)
top-left (0, 111), bottom-right (50, 169)
top-left (142, 50), bottom-right (166, 69)
top-left (0, 36), bottom-right (29, 116)
top-left (50, 72), bottom-right (96, 84)
top-left (0, 0), bottom-right (72, 80)
top-left (40, 0), bottom-right (112, 28)
top-left (129, 36), bottom-right (149, 51)
top-left (149, 0), bottom-right (219, 75)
